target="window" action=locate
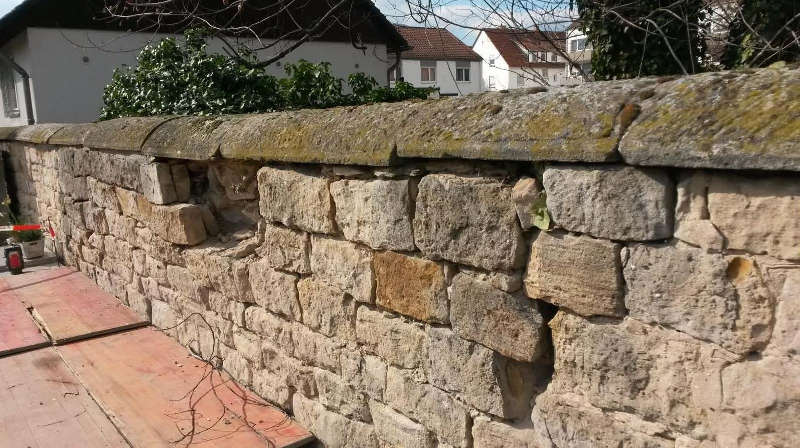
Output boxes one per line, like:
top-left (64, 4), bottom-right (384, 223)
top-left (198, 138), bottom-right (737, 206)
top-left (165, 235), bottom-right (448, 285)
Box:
top-left (570, 38), bottom-right (587, 52)
top-left (517, 73), bottom-right (525, 87)
top-left (420, 61), bottom-right (436, 82)
top-left (489, 58), bottom-right (495, 66)
top-left (550, 52), bottom-right (558, 62)
top-left (1, 65), bottom-right (19, 118)
top-left (456, 61), bottom-right (470, 82)
top-left (488, 76), bottom-right (495, 90)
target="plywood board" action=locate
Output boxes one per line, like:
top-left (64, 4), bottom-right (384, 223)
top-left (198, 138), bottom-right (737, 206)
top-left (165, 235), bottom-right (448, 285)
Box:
top-left (0, 288), bottom-right (49, 356)
top-left (0, 347), bottom-right (130, 448)
top-left (58, 328), bottom-right (314, 448)
top-left (0, 268), bottom-right (147, 344)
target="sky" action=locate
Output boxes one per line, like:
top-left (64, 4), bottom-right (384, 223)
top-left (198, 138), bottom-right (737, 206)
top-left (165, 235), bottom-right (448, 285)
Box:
top-left (0, 0), bottom-right (23, 18)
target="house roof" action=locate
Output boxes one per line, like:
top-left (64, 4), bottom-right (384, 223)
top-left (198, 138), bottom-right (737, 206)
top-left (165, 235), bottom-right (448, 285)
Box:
top-left (481, 28), bottom-right (566, 68)
top-left (0, 0), bottom-right (409, 51)
top-left (396, 25), bottom-right (481, 61)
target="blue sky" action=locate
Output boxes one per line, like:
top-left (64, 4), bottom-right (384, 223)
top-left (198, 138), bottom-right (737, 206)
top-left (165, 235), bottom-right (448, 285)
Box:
top-left (0, 0), bottom-right (24, 18)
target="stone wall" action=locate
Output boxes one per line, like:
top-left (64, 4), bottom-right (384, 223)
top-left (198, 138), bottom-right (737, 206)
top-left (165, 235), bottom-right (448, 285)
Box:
top-left (1, 64), bottom-right (798, 448)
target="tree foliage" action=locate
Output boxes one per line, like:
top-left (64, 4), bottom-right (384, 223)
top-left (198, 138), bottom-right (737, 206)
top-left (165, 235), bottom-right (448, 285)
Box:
top-left (100, 29), bottom-right (429, 120)
top-left (576, 0), bottom-right (707, 80)
top-left (722, 0), bottom-right (800, 68)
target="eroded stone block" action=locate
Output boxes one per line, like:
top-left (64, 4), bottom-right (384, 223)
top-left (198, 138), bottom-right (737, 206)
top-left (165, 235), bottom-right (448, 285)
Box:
top-left (375, 251), bottom-right (448, 323)
top-left (310, 236), bottom-right (374, 303)
top-left (356, 307), bottom-right (427, 369)
top-left (257, 166), bottom-right (335, 234)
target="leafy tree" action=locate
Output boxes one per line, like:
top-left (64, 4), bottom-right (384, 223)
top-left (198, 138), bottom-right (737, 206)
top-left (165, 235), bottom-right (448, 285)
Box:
top-left (721, 0), bottom-right (800, 68)
top-left (101, 29), bottom-right (429, 120)
top-left (576, 0), bottom-right (707, 80)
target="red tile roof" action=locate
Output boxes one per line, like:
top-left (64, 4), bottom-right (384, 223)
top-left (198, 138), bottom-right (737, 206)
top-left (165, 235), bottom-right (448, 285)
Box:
top-left (396, 25), bottom-right (482, 61)
top-left (482, 28), bottom-right (566, 68)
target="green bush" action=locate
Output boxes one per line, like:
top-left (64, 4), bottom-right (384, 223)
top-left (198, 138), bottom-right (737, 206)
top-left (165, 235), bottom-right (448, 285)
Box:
top-left (722, 0), bottom-right (800, 68)
top-left (100, 29), bottom-right (430, 120)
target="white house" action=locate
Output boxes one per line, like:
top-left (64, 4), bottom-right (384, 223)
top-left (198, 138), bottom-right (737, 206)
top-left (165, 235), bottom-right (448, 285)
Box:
top-left (564, 23), bottom-right (592, 83)
top-left (393, 25), bottom-right (482, 96)
top-left (472, 28), bottom-right (567, 90)
top-left (0, 0), bottom-right (409, 126)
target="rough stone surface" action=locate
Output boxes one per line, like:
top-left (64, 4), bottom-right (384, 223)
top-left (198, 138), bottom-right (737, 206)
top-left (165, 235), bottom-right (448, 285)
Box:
top-left (524, 231), bottom-right (624, 317)
top-left (624, 244), bottom-right (773, 355)
top-left (140, 162), bottom-right (177, 205)
top-left (414, 174), bottom-right (525, 271)
top-left (369, 400), bottom-right (434, 448)
top-left (426, 326), bottom-right (535, 419)
top-left (84, 116), bottom-right (175, 152)
top-left (765, 270), bottom-right (800, 358)
top-left (707, 174), bottom-right (800, 261)
top-left (310, 236), bottom-right (374, 303)
top-left (330, 179), bottom-right (414, 250)
top-left (212, 162), bottom-right (259, 200)
top-left (356, 307), bottom-right (428, 369)
top-left (511, 176), bottom-right (545, 230)
top-left (543, 165), bottom-right (674, 241)
top-left (257, 166), bottom-right (335, 234)
top-left (674, 171), bottom-right (725, 250)
top-left (248, 259), bottom-right (300, 320)
top-left (314, 368), bottom-right (371, 422)
top-left (472, 417), bottom-right (539, 448)
top-left (257, 223), bottom-right (310, 274)
top-left (374, 251), bottom-right (448, 323)
top-left (292, 393), bottom-right (378, 448)
top-left (450, 274), bottom-right (545, 362)
top-left (298, 277), bottom-right (356, 340)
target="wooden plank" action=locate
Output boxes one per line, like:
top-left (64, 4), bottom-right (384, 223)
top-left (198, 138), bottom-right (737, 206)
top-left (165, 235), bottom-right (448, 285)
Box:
top-left (0, 282), bottom-right (49, 356)
top-left (0, 347), bottom-right (130, 448)
top-left (0, 267), bottom-right (147, 344)
top-left (58, 327), bottom-right (314, 448)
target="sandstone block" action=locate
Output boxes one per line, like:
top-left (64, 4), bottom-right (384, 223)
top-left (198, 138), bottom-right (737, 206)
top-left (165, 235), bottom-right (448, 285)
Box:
top-left (472, 417), bottom-right (538, 448)
top-left (252, 369), bottom-right (293, 409)
top-left (257, 223), bottom-right (310, 274)
top-left (450, 274), bottom-right (545, 362)
top-left (248, 259), bottom-right (300, 320)
top-left (261, 340), bottom-right (316, 397)
top-left (765, 270), bottom-right (800, 357)
top-left (171, 164), bottom-right (191, 202)
top-left (369, 400), bottom-right (434, 448)
top-left (87, 177), bottom-right (120, 212)
top-left (244, 307), bottom-right (293, 354)
top-left (707, 174), bottom-right (800, 260)
top-left (314, 368), bottom-right (371, 422)
top-left (459, 267), bottom-right (522, 293)
top-left (150, 299), bottom-right (177, 330)
top-left (330, 179), bottom-right (414, 250)
top-left (213, 162), bottom-right (259, 200)
top-left (292, 394), bottom-right (378, 448)
top-left (298, 278), bottom-right (356, 339)
top-left (414, 174), bottom-right (525, 271)
top-left (140, 162), bottom-right (177, 205)
top-left (624, 244), bottom-right (773, 354)
top-left (375, 251), bottom-right (448, 323)
top-left (543, 165), bottom-right (674, 241)
top-left (150, 203), bottom-right (208, 246)
top-left (166, 265), bottom-right (205, 305)
top-left (222, 349), bottom-right (253, 386)
top-left (356, 307), bottom-right (427, 369)
top-left (292, 323), bottom-right (343, 372)
top-left (257, 166), bottom-right (335, 234)
top-left (384, 366), bottom-right (471, 447)
top-left (523, 231), bottom-right (624, 317)
top-left (673, 171), bottom-right (724, 250)
top-left (310, 236), bottom-right (374, 303)
top-left (340, 351), bottom-right (387, 401)
top-left (233, 328), bottom-right (263, 368)
top-left (184, 248), bottom-right (253, 303)
top-left (511, 176), bottom-right (546, 230)
top-left (426, 327), bottom-right (535, 419)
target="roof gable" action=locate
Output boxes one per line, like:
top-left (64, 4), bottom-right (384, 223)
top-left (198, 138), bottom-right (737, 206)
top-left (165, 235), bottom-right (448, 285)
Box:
top-left (483, 28), bottom-right (565, 68)
top-left (396, 25), bottom-right (481, 61)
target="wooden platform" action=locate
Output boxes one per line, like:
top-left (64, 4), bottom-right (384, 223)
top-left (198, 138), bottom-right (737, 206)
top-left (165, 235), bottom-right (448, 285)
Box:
top-left (0, 292), bottom-right (49, 356)
top-left (0, 268), bottom-right (148, 344)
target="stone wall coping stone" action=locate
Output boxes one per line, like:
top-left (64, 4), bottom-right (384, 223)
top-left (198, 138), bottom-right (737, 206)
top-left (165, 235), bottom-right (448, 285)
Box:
top-left (1, 65), bottom-right (796, 170)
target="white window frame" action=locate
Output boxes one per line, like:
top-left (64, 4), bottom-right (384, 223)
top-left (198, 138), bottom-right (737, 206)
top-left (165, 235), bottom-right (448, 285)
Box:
top-left (488, 75), bottom-right (496, 90)
top-left (455, 61), bottom-right (470, 82)
top-left (1, 64), bottom-right (20, 118)
top-left (517, 73), bottom-right (525, 87)
top-left (420, 60), bottom-right (436, 83)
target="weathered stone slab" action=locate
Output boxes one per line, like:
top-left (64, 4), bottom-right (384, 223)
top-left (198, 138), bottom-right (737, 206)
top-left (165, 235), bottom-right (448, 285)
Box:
top-left (48, 123), bottom-right (96, 146)
top-left (396, 81), bottom-right (641, 162)
top-left (257, 223), bottom-right (311, 273)
top-left (523, 231), bottom-right (624, 317)
top-left (292, 393), bottom-right (378, 448)
top-left (543, 164), bottom-right (674, 241)
top-left (140, 162), bottom-right (177, 204)
top-left (248, 259), bottom-right (300, 320)
top-left (292, 323), bottom-right (343, 372)
top-left (257, 166), bottom-right (335, 234)
top-left (314, 368), bottom-right (371, 421)
top-left (116, 188), bottom-right (208, 245)
top-left (356, 307), bottom-right (427, 369)
top-left (624, 244), bottom-right (773, 355)
top-left (369, 400), bottom-right (434, 448)
top-left (374, 251), bottom-right (448, 323)
top-left (414, 174), bottom-right (525, 271)
top-left (243, 306), bottom-right (293, 353)
top-left (212, 162), bottom-right (259, 200)
top-left (450, 274), bottom-right (545, 361)
top-left (674, 171), bottom-right (724, 250)
top-left (707, 174), bottom-right (800, 261)
top-left (620, 67), bottom-right (800, 171)
top-left (84, 116), bottom-right (177, 152)
top-left (765, 270), bottom-right (800, 358)
top-left (472, 417), bottom-right (538, 448)
top-left (310, 236), bottom-right (374, 303)
top-left (340, 351), bottom-right (386, 402)
top-left (0, 126), bottom-right (21, 140)
top-left (298, 277), bottom-right (356, 339)
top-left (330, 179), bottom-right (414, 251)
top-left (142, 115), bottom-right (231, 160)
top-left (426, 327), bottom-right (536, 419)
top-left (384, 366), bottom-right (471, 447)
top-left (9, 124), bottom-right (66, 143)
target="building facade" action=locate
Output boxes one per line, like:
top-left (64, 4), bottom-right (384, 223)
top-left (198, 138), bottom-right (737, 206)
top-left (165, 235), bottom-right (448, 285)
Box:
top-left (472, 28), bottom-right (567, 90)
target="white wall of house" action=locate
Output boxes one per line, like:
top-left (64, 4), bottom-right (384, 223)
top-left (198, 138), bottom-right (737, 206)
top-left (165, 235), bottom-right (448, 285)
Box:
top-left (398, 59), bottom-right (481, 96)
top-left (472, 31), bottom-right (509, 91)
top-left (565, 27), bottom-right (591, 82)
top-left (0, 27), bottom-right (391, 125)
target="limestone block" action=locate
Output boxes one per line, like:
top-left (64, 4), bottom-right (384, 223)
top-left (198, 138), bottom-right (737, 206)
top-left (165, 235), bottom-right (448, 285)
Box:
top-left (233, 328), bottom-right (263, 368)
top-left (87, 177), bottom-right (121, 212)
top-left (213, 162), bottom-right (259, 201)
top-left (369, 400), bottom-right (434, 448)
top-left (292, 394), bottom-right (379, 448)
top-left (426, 327), bottom-right (535, 418)
top-left (166, 265), bottom-right (205, 305)
top-left (624, 244), bottom-right (773, 355)
top-left (222, 349), bottom-right (253, 386)
top-left (707, 174), bottom-right (800, 260)
top-left (257, 223), bottom-right (310, 274)
top-left (414, 174), bottom-right (525, 271)
top-left (523, 231), bottom-right (624, 317)
top-left (765, 270), bottom-right (800, 357)
top-left (458, 267), bottom-right (522, 293)
top-left (257, 166), bottom-right (335, 234)
top-left (171, 164), bottom-right (191, 202)
top-left (374, 251), bottom-right (448, 323)
top-left (384, 366), bottom-right (471, 447)
top-left (356, 307), bottom-right (428, 369)
top-left (125, 287), bottom-right (151, 321)
top-left (543, 165), bottom-right (674, 241)
top-left (310, 236), bottom-right (374, 303)
top-left (261, 340), bottom-right (316, 397)
top-left (673, 171), bottom-right (724, 250)
top-left (243, 306), bottom-right (293, 354)
top-left (314, 368), bottom-right (371, 421)
top-left (252, 369), bottom-right (293, 409)
top-left (471, 416), bottom-right (538, 448)
top-left (140, 162), bottom-right (177, 205)
top-left (149, 203), bottom-right (208, 246)
top-left (82, 202), bottom-right (108, 234)
top-left (292, 323), bottom-right (343, 372)
top-left (330, 179), bottom-right (414, 250)
top-left (81, 245), bottom-right (103, 266)
top-left (298, 277), bottom-right (356, 339)
top-left (450, 274), bottom-right (545, 362)
top-left (340, 351), bottom-right (387, 401)
top-left (150, 299), bottom-right (177, 330)
top-left (184, 248), bottom-right (253, 303)
top-left (511, 176), bottom-right (546, 230)
top-left (208, 291), bottom-right (245, 326)
top-left (248, 259), bottom-right (300, 320)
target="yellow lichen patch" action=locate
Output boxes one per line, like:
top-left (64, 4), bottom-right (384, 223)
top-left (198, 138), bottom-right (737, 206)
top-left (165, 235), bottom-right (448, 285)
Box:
top-left (726, 257), bottom-right (753, 284)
